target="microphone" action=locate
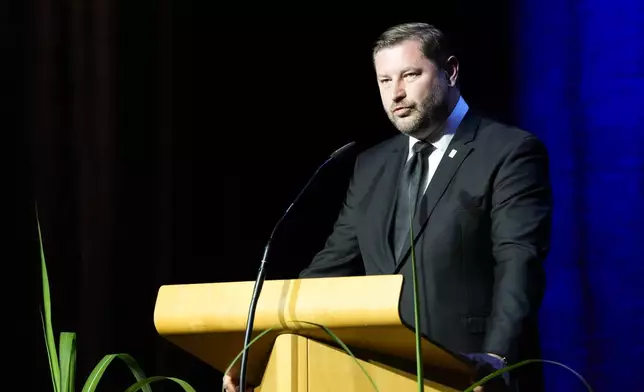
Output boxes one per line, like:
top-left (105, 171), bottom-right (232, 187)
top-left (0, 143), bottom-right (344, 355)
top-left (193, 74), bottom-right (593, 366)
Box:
top-left (237, 141), bottom-right (357, 391)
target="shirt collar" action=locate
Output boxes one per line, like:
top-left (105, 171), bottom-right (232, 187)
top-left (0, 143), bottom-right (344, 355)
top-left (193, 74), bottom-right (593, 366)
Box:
top-left (408, 96), bottom-right (469, 155)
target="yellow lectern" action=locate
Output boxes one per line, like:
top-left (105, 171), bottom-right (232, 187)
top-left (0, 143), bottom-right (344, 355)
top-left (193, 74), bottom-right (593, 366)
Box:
top-left (153, 275), bottom-right (476, 391)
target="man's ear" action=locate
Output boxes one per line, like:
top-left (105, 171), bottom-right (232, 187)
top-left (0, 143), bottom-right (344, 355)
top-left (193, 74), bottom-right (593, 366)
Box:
top-left (445, 55), bottom-right (459, 87)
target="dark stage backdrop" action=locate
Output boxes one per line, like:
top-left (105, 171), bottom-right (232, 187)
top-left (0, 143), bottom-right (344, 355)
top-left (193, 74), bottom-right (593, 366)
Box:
top-left (12, 1), bottom-right (642, 391)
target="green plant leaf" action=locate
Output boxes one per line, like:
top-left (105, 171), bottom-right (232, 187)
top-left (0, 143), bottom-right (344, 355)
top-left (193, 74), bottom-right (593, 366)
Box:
top-left (37, 207), bottom-right (61, 392)
top-left (81, 353), bottom-right (153, 392)
top-left (40, 310), bottom-right (58, 392)
top-left (408, 191), bottom-right (423, 392)
top-left (463, 359), bottom-right (594, 392)
top-left (59, 332), bottom-right (77, 392)
top-left (123, 376), bottom-right (197, 392)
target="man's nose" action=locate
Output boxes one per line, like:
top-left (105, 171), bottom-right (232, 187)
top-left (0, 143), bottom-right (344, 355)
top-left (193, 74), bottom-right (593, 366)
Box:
top-left (393, 83), bottom-right (406, 102)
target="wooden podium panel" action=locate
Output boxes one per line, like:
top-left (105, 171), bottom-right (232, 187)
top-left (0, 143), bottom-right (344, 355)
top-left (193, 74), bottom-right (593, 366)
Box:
top-left (153, 275), bottom-right (475, 388)
top-left (255, 334), bottom-right (462, 392)
top-left (306, 337), bottom-right (462, 392)
top-left (255, 334), bottom-right (308, 392)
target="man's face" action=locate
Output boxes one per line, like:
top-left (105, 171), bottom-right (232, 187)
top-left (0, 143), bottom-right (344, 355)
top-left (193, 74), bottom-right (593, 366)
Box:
top-left (374, 39), bottom-right (450, 138)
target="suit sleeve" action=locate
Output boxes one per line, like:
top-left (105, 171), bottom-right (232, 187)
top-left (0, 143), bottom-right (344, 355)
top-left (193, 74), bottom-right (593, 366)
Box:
top-left (484, 135), bottom-right (553, 358)
top-left (298, 156), bottom-right (365, 278)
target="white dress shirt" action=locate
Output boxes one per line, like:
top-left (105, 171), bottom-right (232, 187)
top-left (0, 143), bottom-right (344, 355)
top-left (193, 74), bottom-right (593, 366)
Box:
top-left (407, 96), bottom-right (469, 194)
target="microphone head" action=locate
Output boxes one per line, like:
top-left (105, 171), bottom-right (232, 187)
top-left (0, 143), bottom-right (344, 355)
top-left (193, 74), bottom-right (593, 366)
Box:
top-left (330, 141), bottom-right (356, 159)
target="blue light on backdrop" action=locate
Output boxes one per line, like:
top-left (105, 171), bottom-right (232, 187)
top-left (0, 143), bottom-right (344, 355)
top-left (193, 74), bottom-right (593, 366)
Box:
top-left (515, 0), bottom-right (644, 390)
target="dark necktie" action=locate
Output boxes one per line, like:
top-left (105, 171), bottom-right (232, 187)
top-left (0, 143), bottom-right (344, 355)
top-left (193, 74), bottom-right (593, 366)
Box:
top-left (392, 141), bottom-right (435, 261)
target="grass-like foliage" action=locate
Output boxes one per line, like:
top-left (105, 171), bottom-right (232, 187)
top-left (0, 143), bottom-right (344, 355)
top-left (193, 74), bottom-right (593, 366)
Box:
top-left (37, 208), bottom-right (197, 392)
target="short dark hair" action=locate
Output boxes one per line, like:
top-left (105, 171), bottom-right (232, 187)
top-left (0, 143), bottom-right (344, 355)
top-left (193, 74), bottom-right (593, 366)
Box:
top-left (373, 22), bottom-right (452, 71)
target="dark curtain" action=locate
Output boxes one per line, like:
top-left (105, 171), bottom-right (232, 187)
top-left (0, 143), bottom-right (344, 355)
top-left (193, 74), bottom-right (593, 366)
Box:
top-left (20, 1), bottom-right (222, 390)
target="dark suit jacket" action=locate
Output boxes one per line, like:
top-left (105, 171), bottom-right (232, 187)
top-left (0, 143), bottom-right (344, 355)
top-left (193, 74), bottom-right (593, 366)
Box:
top-left (299, 111), bottom-right (552, 390)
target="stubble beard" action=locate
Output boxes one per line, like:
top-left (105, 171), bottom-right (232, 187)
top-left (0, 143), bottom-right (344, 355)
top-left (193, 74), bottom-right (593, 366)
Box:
top-left (389, 79), bottom-right (450, 142)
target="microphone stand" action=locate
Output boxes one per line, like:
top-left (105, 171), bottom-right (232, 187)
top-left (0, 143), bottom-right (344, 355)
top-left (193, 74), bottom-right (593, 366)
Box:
top-left (237, 142), bottom-right (356, 391)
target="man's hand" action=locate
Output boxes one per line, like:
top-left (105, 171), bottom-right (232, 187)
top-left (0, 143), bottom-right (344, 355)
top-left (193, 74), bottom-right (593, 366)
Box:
top-left (464, 353), bottom-right (510, 392)
top-left (222, 374), bottom-right (253, 392)
top-left (222, 364), bottom-right (254, 392)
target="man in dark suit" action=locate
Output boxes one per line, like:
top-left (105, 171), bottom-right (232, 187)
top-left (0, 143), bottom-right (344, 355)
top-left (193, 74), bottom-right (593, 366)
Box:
top-left (297, 23), bottom-right (552, 392)
top-left (223, 22), bottom-right (551, 392)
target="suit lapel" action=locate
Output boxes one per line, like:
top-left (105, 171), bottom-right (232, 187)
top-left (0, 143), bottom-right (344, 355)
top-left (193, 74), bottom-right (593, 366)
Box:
top-left (393, 111), bottom-right (482, 269)
top-left (362, 135), bottom-right (408, 270)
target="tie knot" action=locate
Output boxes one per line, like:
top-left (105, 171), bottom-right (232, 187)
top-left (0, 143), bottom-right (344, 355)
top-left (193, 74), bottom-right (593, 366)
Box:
top-left (412, 141), bottom-right (434, 155)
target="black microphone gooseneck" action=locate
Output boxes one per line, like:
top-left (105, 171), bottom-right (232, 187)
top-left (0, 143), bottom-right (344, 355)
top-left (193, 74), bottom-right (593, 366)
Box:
top-left (237, 141), bottom-right (357, 391)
